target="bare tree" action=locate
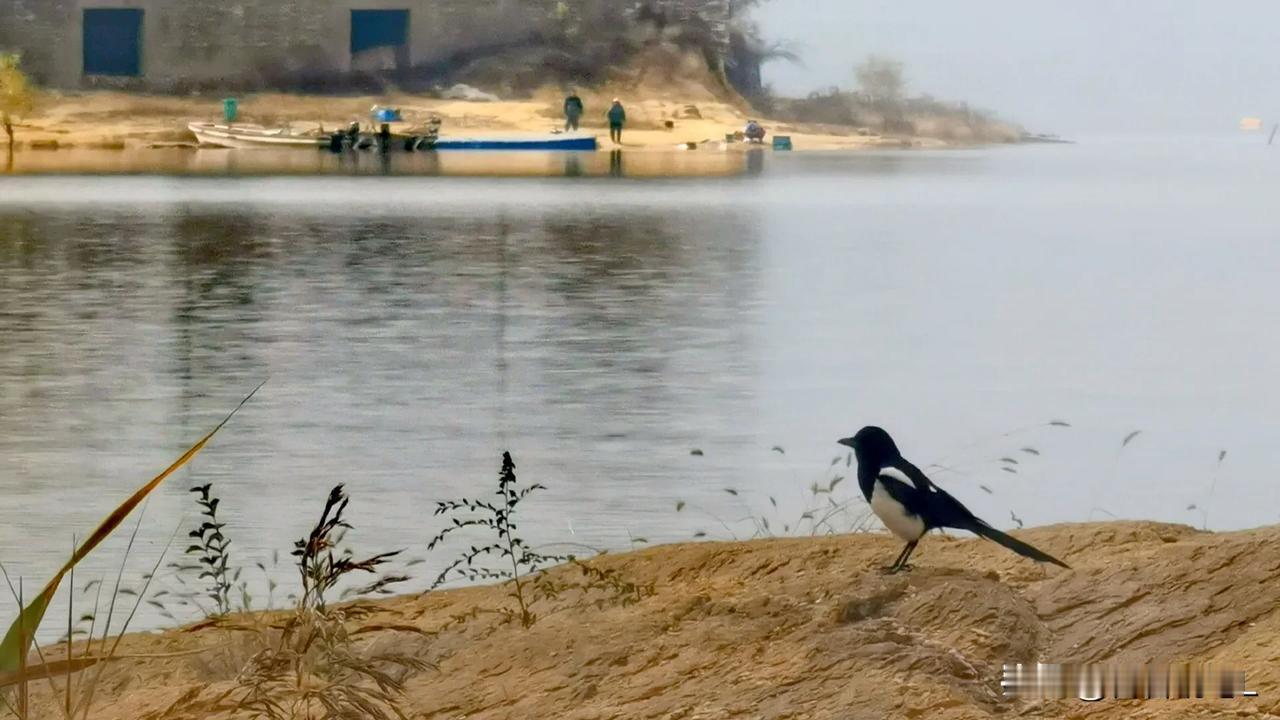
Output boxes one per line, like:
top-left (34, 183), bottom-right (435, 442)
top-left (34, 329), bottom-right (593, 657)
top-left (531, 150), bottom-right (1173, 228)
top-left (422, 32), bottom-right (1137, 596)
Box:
top-left (855, 55), bottom-right (906, 131)
top-left (0, 53), bottom-right (36, 149)
top-left (855, 54), bottom-right (905, 106)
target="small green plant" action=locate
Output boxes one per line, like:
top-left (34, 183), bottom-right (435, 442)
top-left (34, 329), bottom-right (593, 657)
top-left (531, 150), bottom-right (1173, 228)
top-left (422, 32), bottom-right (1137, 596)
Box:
top-left (186, 483), bottom-right (236, 616)
top-left (428, 452), bottom-right (566, 627)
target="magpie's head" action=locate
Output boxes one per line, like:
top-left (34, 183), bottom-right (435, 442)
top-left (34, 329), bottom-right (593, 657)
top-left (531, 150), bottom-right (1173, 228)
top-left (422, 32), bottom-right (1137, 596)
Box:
top-left (837, 426), bottom-right (902, 469)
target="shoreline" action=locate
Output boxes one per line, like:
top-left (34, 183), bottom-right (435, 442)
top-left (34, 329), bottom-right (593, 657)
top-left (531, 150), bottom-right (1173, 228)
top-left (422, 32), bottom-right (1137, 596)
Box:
top-left (10, 521), bottom-right (1278, 719)
top-left (6, 90), bottom-right (1000, 156)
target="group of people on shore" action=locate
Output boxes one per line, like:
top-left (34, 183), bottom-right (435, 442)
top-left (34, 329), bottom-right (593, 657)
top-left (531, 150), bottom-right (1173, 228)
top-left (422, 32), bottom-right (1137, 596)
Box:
top-left (562, 91), bottom-right (767, 147)
top-left (563, 92), bottom-right (626, 144)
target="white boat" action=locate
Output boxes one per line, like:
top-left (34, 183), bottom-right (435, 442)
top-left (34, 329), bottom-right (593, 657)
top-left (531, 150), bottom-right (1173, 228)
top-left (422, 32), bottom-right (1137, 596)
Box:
top-left (189, 122), bottom-right (325, 149)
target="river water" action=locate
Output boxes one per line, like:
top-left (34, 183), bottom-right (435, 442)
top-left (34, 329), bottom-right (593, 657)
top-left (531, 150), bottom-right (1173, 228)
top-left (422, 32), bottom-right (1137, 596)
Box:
top-left (1, 136), bottom-right (1276, 632)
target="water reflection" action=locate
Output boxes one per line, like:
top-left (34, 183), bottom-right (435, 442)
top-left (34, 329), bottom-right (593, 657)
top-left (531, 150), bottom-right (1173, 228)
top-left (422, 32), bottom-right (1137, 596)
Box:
top-left (2, 148), bottom-right (750, 178)
top-left (0, 197), bottom-right (765, 635)
top-left (7, 140), bottom-right (1280, 638)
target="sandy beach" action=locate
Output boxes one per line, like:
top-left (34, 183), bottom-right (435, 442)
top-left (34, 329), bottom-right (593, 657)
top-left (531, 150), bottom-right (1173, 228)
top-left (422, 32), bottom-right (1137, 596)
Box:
top-left (6, 88), bottom-right (973, 156)
top-left (9, 521), bottom-right (1278, 720)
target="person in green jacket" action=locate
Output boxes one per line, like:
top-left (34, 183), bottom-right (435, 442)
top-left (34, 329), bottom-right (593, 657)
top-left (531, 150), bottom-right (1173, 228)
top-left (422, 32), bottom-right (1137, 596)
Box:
top-left (607, 98), bottom-right (626, 145)
top-left (563, 92), bottom-right (584, 131)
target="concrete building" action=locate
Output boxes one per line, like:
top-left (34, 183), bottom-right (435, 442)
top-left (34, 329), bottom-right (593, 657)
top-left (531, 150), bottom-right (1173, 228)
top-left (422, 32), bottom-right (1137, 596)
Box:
top-left (0, 0), bottom-right (730, 90)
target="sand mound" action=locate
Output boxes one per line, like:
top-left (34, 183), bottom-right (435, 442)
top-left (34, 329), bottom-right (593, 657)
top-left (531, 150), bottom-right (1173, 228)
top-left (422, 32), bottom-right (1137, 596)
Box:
top-left (17, 522), bottom-right (1280, 719)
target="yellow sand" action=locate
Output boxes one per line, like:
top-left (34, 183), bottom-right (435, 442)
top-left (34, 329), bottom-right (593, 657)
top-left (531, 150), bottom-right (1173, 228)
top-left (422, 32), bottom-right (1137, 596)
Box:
top-left (12, 521), bottom-right (1280, 719)
top-left (9, 89), bottom-right (950, 154)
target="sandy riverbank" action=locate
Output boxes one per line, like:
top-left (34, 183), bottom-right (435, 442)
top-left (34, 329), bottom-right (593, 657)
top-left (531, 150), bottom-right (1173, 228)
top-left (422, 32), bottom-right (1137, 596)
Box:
top-left (7, 89), bottom-right (963, 155)
top-left (11, 521), bottom-right (1280, 719)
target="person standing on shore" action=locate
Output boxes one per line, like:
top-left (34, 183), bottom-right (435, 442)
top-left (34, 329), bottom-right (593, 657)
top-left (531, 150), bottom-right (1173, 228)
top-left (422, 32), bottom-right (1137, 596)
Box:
top-left (607, 98), bottom-right (626, 145)
top-left (563, 92), bottom-right (584, 132)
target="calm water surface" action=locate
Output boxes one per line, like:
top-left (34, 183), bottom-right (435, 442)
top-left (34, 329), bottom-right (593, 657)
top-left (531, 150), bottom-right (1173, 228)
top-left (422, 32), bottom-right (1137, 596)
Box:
top-left (1, 137), bottom-right (1277, 631)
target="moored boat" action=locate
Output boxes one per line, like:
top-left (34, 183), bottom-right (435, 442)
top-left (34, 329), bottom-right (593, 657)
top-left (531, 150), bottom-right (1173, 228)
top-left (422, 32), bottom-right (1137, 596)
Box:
top-left (189, 122), bottom-right (598, 152)
top-left (189, 122), bottom-right (325, 149)
top-left (433, 133), bottom-right (598, 151)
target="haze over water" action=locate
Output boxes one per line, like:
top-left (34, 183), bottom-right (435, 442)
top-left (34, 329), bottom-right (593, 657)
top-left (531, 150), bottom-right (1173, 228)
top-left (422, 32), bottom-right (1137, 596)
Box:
top-left (2, 136), bottom-right (1277, 630)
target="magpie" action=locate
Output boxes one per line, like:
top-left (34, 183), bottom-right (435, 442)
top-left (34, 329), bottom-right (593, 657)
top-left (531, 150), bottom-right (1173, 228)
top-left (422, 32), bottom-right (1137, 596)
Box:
top-left (838, 426), bottom-right (1069, 574)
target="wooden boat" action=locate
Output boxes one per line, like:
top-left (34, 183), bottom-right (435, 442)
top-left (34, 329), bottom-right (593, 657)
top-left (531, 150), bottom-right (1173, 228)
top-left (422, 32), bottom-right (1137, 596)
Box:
top-left (189, 122), bottom-right (598, 152)
top-left (189, 122), bottom-right (326, 149)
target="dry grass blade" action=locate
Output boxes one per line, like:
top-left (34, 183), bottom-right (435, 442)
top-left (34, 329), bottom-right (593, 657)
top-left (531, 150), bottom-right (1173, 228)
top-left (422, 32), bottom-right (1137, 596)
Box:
top-left (75, 523), bottom-right (182, 720)
top-left (232, 609), bottom-right (430, 720)
top-left (0, 656), bottom-right (109, 689)
top-left (0, 382), bottom-right (264, 675)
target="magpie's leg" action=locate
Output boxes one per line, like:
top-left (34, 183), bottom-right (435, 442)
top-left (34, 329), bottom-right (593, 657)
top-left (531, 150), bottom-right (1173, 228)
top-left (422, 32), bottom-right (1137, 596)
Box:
top-left (880, 542), bottom-right (913, 574)
top-left (895, 540), bottom-right (919, 572)
top-left (885, 541), bottom-right (918, 574)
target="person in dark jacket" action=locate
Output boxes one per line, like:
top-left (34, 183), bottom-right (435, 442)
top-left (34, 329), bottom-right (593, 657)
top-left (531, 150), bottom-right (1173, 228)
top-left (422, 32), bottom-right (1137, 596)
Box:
top-left (563, 92), bottom-right (584, 131)
top-left (607, 98), bottom-right (626, 144)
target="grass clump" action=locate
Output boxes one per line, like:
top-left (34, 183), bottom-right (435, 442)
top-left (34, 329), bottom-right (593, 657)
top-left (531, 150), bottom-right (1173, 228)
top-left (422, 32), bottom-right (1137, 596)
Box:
top-left (224, 484), bottom-right (426, 720)
top-left (292, 485), bottom-right (405, 614)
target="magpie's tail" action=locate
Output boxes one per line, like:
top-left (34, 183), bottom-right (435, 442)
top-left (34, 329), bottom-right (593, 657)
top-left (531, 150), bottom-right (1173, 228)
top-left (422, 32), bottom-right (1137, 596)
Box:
top-left (962, 520), bottom-right (1070, 569)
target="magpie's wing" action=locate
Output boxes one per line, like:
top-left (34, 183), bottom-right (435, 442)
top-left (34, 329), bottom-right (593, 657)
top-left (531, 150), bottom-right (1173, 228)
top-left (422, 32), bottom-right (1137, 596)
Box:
top-left (891, 458), bottom-right (945, 494)
top-left (886, 460), bottom-right (980, 526)
top-left (874, 471), bottom-right (931, 517)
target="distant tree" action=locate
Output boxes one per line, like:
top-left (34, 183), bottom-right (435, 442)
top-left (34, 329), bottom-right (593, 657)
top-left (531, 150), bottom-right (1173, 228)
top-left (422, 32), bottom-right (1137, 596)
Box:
top-left (723, 0), bottom-right (798, 101)
top-left (855, 55), bottom-right (907, 132)
top-left (727, 20), bottom-right (800, 100)
top-left (0, 54), bottom-right (36, 149)
top-left (855, 55), bottom-right (905, 107)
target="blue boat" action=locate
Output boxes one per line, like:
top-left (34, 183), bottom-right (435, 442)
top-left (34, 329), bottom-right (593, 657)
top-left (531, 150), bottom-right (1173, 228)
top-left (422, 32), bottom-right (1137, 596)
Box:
top-left (433, 134), bottom-right (598, 151)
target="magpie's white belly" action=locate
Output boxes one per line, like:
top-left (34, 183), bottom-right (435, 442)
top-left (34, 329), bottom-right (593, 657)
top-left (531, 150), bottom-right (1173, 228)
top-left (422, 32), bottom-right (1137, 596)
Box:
top-left (870, 480), bottom-right (926, 542)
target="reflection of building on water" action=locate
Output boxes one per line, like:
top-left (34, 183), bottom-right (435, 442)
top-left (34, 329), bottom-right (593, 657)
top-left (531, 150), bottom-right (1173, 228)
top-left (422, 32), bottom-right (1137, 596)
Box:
top-left (0, 195), bottom-right (768, 592)
top-left (4, 148), bottom-right (750, 178)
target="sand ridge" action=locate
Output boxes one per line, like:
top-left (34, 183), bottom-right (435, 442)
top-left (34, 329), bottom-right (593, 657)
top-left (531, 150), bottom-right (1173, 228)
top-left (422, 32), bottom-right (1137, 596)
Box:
top-left (13, 521), bottom-right (1280, 719)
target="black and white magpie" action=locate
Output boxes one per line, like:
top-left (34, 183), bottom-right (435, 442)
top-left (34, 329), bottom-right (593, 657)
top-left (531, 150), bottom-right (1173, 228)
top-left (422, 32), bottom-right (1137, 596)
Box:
top-left (838, 426), bottom-right (1069, 574)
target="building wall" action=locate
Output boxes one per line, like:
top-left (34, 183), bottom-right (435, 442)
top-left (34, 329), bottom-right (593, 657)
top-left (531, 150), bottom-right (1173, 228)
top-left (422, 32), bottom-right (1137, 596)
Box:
top-left (0, 0), bottom-right (731, 90)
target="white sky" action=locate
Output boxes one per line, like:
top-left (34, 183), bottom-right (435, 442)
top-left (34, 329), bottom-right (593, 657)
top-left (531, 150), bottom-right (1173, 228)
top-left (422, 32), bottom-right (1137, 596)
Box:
top-left (754, 0), bottom-right (1278, 134)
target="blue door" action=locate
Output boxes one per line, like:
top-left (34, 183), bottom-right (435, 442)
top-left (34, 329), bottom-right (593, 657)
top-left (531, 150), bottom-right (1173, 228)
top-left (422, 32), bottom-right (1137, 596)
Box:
top-left (83, 8), bottom-right (143, 77)
top-left (350, 10), bottom-right (409, 55)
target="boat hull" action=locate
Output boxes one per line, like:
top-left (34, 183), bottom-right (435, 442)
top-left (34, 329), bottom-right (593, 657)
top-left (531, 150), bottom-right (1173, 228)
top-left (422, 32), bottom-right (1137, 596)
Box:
top-left (189, 123), bottom-right (324, 149)
top-left (433, 135), bottom-right (598, 151)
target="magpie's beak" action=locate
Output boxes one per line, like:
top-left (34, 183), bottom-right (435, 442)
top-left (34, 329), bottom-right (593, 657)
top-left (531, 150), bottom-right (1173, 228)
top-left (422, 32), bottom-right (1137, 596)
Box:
top-left (837, 437), bottom-right (856, 449)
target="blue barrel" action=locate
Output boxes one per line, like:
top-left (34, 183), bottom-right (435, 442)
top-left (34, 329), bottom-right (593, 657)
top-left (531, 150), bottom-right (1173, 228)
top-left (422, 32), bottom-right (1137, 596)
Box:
top-left (222, 98), bottom-right (238, 122)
